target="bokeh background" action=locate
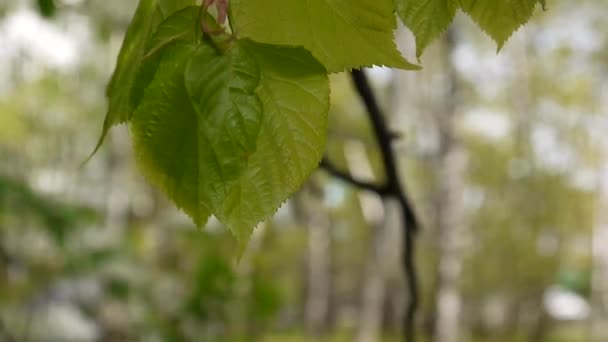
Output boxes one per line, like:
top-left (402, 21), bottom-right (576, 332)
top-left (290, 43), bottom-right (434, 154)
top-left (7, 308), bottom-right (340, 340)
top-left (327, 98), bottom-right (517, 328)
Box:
top-left (1, 0), bottom-right (607, 341)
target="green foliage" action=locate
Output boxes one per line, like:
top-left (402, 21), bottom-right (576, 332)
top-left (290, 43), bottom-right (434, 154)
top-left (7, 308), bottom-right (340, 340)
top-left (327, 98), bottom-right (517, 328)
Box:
top-left (398, 0), bottom-right (544, 56)
top-left (36, 0), bottom-right (56, 18)
top-left (0, 176), bottom-right (96, 244)
top-left (95, 0), bottom-right (545, 250)
top-left (230, 0), bottom-right (419, 72)
top-left (92, 0), bottom-right (162, 156)
top-left (158, 0), bottom-right (196, 16)
top-left (459, 0), bottom-right (540, 50)
top-left (126, 7), bottom-right (328, 247)
top-left (92, 0), bottom-right (196, 156)
top-left (396, 0), bottom-right (459, 59)
top-left (210, 41), bottom-right (328, 247)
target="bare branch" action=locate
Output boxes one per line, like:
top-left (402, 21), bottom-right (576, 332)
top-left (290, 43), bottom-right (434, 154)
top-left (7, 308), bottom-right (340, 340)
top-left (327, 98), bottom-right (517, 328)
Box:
top-left (319, 69), bottom-right (420, 342)
top-left (319, 158), bottom-right (388, 195)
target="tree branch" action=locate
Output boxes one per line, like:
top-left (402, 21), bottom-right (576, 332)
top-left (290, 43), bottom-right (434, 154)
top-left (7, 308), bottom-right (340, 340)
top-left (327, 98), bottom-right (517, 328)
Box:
top-left (351, 69), bottom-right (419, 342)
top-left (320, 158), bottom-right (388, 195)
top-left (350, 70), bottom-right (418, 231)
top-left (322, 69), bottom-right (420, 342)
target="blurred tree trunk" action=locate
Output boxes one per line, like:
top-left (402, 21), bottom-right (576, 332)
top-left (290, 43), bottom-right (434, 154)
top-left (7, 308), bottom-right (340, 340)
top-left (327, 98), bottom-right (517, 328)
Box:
top-left (589, 58), bottom-right (608, 341)
top-left (293, 186), bottom-right (333, 337)
top-left (591, 161), bottom-right (608, 341)
top-left (509, 33), bottom-right (549, 341)
top-left (356, 198), bottom-right (401, 342)
top-left (588, 44), bottom-right (608, 342)
top-left (356, 223), bottom-right (386, 342)
top-left (430, 30), bottom-right (466, 342)
top-left (305, 204), bottom-right (332, 336)
top-left (104, 130), bottom-right (132, 235)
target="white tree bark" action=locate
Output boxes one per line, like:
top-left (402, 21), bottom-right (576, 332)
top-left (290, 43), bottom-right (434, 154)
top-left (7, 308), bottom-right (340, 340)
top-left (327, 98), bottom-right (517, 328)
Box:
top-left (104, 128), bottom-right (132, 234)
top-left (292, 187), bottom-right (332, 337)
top-left (430, 31), bottom-right (466, 342)
top-left (589, 62), bottom-right (608, 342)
top-left (591, 160), bottom-right (608, 341)
top-left (356, 198), bottom-right (401, 342)
top-left (432, 149), bottom-right (466, 342)
top-left (305, 209), bottom-right (332, 336)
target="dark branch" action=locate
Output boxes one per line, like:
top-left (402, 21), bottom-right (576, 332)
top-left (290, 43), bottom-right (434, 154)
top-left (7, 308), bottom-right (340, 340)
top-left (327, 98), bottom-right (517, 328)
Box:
top-left (321, 69), bottom-right (419, 342)
top-left (320, 158), bottom-right (388, 195)
top-left (350, 69), bottom-right (419, 342)
top-left (401, 198), bottom-right (419, 342)
top-left (350, 70), bottom-right (418, 231)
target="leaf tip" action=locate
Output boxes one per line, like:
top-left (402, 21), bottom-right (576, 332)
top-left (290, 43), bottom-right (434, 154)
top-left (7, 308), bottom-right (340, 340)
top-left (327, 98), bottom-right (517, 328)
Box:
top-left (415, 49), bottom-right (424, 64)
top-left (80, 124), bottom-right (110, 168)
top-left (495, 41), bottom-right (505, 54)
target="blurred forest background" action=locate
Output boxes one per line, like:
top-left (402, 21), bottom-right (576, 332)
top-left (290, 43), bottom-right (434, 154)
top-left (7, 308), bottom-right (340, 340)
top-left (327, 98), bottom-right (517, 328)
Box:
top-left (1, 0), bottom-right (608, 341)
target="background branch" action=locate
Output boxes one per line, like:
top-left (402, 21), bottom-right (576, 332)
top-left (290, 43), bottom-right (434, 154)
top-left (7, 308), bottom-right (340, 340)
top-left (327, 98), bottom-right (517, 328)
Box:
top-left (320, 158), bottom-right (388, 195)
top-left (320, 69), bottom-right (420, 342)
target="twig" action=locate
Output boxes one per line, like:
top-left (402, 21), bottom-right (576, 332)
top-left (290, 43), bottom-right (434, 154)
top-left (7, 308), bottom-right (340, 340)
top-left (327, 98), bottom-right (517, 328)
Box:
top-left (321, 69), bottom-right (420, 342)
top-left (349, 70), bottom-right (418, 231)
top-left (320, 158), bottom-right (388, 195)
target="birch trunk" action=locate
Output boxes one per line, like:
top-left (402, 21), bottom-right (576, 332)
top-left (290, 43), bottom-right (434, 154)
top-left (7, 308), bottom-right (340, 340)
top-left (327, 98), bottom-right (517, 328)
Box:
top-left (305, 209), bottom-right (332, 336)
top-left (591, 132), bottom-right (608, 341)
top-left (430, 31), bottom-right (466, 342)
top-left (293, 187), bottom-right (332, 337)
top-left (356, 198), bottom-right (401, 342)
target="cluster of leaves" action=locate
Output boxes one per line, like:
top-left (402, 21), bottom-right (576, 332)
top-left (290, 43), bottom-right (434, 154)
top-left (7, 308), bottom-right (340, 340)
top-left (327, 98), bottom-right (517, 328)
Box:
top-left (400, 0), bottom-right (546, 58)
top-left (94, 0), bottom-right (545, 249)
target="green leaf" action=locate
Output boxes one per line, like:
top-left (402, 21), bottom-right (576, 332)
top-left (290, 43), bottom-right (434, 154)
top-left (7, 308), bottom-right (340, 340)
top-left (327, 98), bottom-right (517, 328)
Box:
top-left (459, 0), bottom-right (540, 49)
top-left (131, 38), bottom-right (264, 226)
top-left (143, 6), bottom-right (200, 60)
top-left (397, 0), bottom-right (459, 59)
top-left (158, 0), bottom-right (196, 17)
top-left (131, 37), bottom-right (329, 249)
top-left (183, 42), bottom-right (263, 209)
top-left (94, 0), bottom-right (163, 157)
top-left (130, 42), bottom-right (212, 226)
top-left (90, 1), bottom-right (197, 159)
top-left (217, 41), bottom-right (329, 247)
top-left (131, 7), bottom-right (200, 109)
top-left (230, 0), bottom-right (419, 72)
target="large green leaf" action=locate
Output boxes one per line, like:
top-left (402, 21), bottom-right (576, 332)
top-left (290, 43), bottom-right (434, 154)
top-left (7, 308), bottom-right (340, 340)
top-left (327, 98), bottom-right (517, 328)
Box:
top-left (130, 42), bottom-right (211, 226)
top-left (131, 37), bottom-right (329, 247)
top-left (459, 0), bottom-right (540, 49)
top-left (230, 0), bottom-right (419, 72)
top-left (184, 43), bottom-right (263, 209)
top-left (125, 3), bottom-right (331, 247)
top-left (217, 41), bottom-right (329, 247)
top-left (397, 0), bottom-right (459, 58)
top-left (131, 35), bottom-right (264, 226)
